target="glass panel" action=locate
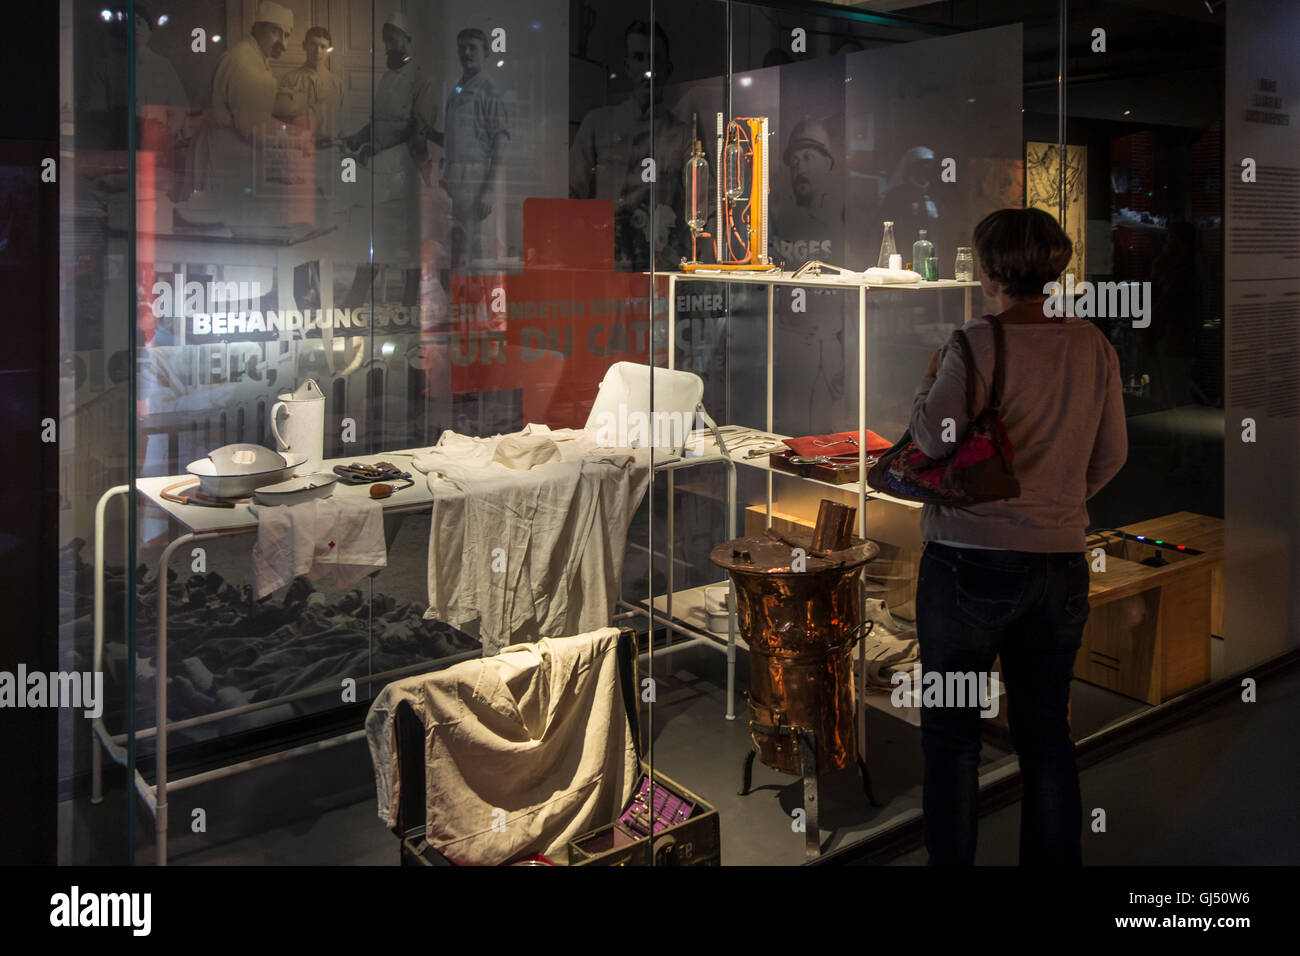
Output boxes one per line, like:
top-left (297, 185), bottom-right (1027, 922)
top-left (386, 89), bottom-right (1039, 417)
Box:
top-left (1218, 0), bottom-right (1297, 671)
top-left (1054, 0), bottom-right (1227, 737)
top-left (1058, 0), bottom-right (1300, 736)
top-left (642, 0), bottom-right (1063, 865)
top-left (46, 0), bottom-right (1292, 870)
top-left (55, 0), bottom-right (142, 866)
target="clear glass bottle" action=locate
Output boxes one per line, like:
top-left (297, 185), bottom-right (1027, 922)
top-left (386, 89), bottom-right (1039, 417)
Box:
top-left (723, 122), bottom-right (746, 201)
top-left (913, 230), bottom-right (936, 280)
top-left (877, 221), bottom-right (897, 269)
top-left (684, 137), bottom-right (710, 237)
top-left (954, 246), bottom-right (974, 282)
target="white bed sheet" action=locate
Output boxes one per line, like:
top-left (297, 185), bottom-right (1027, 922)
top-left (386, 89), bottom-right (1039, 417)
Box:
top-left (411, 424), bottom-right (651, 655)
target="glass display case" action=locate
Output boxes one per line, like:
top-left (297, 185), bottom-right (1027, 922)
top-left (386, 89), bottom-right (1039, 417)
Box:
top-left (33, 0), bottom-right (1295, 869)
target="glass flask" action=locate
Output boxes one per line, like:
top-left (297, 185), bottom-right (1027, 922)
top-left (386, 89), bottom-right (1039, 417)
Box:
top-left (684, 137), bottom-right (710, 236)
top-left (877, 221), bottom-right (897, 269)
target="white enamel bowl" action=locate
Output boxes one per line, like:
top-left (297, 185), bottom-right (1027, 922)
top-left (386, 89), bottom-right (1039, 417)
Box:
top-left (186, 451), bottom-right (309, 498)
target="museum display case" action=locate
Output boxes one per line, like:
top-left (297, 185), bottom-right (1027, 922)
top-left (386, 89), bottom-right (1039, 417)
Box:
top-left (43, 0), bottom-right (1297, 867)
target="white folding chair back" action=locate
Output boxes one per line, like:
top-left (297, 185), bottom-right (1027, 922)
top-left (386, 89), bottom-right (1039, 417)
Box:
top-left (584, 361), bottom-right (704, 457)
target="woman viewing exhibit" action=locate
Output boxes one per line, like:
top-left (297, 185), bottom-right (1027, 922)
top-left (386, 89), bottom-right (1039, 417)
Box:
top-left (908, 208), bottom-right (1128, 865)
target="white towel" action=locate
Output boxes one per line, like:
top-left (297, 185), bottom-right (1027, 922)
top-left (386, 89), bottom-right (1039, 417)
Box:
top-left (251, 497), bottom-right (388, 599)
top-left (864, 266), bottom-right (924, 284)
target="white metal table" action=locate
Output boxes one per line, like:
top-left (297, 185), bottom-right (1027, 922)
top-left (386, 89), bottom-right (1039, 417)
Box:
top-left (90, 449), bottom-right (477, 866)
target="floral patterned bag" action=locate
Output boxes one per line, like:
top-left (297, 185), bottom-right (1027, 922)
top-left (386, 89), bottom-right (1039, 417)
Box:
top-left (866, 315), bottom-right (1020, 505)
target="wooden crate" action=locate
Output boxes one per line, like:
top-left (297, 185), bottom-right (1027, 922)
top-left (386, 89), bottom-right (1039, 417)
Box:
top-left (1075, 513), bottom-right (1222, 704)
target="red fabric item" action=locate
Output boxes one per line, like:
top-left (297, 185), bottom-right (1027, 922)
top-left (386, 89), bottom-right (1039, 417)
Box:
top-left (783, 430), bottom-right (893, 458)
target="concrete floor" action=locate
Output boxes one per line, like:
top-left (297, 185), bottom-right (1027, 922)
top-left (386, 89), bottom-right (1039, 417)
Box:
top-left (887, 656), bottom-right (1300, 866)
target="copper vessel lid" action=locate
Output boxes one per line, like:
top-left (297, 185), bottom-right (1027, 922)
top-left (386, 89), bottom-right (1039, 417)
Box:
top-left (709, 530), bottom-right (878, 574)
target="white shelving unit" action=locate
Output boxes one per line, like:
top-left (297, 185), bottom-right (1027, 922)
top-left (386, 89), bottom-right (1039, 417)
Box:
top-left (637, 271), bottom-right (978, 725)
top-left (667, 271), bottom-right (978, 538)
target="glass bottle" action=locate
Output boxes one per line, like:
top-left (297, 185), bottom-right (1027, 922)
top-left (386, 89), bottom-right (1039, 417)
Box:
top-left (954, 246), bottom-right (974, 282)
top-left (724, 134), bottom-right (745, 200)
top-left (913, 230), bottom-right (936, 280)
top-left (877, 221), bottom-right (897, 269)
top-left (684, 136), bottom-right (710, 237)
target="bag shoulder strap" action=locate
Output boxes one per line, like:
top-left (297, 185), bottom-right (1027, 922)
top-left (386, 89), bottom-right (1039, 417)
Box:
top-left (952, 330), bottom-right (979, 420)
top-left (986, 314), bottom-right (1007, 411)
top-left (952, 315), bottom-right (1008, 418)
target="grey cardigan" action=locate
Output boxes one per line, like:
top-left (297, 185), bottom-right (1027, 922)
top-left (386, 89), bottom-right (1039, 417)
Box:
top-left (908, 300), bottom-right (1127, 553)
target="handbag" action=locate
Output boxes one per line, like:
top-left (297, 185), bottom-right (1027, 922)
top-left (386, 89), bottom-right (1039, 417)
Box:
top-left (866, 314), bottom-right (1020, 505)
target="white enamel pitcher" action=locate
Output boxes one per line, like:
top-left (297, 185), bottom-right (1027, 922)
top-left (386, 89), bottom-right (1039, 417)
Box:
top-left (270, 379), bottom-right (325, 475)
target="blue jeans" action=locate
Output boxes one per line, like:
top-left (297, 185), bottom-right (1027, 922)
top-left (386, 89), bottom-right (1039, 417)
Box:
top-left (915, 541), bottom-right (1089, 865)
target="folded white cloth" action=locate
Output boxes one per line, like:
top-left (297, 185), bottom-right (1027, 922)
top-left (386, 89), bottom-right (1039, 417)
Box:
top-left (492, 433), bottom-right (563, 470)
top-left (366, 627), bottom-right (638, 866)
top-left (864, 266), bottom-right (924, 284)
top-left (251, 497), bottom-right (387, 599)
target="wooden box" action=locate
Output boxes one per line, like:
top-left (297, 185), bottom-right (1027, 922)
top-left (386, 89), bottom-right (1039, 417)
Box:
top-left (1075, 514), bottom-right (1222, 704)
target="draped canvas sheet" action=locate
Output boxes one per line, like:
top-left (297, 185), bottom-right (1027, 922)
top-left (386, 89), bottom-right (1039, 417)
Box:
top-left (412, 425), bottom-right (651, 655)
top-left (366, 628), bottom-right (638, 864)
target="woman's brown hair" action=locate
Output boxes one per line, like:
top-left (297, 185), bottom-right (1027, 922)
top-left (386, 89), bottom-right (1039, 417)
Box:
top-left (972, 208), bottom-right (1073, 299)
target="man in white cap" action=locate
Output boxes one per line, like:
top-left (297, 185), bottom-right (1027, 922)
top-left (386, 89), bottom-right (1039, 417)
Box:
top-left (191, 0), bottom-right (294, 213)
top-left (341, 10), bottom-right (438, 305)
top-left (211, 1), bottom-right (294, 141)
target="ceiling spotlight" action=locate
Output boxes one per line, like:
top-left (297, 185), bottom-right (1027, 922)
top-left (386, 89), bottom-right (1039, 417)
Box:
top-left (496, 59), bottom-right (504, 67)
top-left (1123, 109), bottom-right (1132, 115)
top-left (212, 34), bottom-right (221, 42)
top-left (157, 14), bottom-right (168, 26)
top-left (100, 8), bottom-right (113, 21)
